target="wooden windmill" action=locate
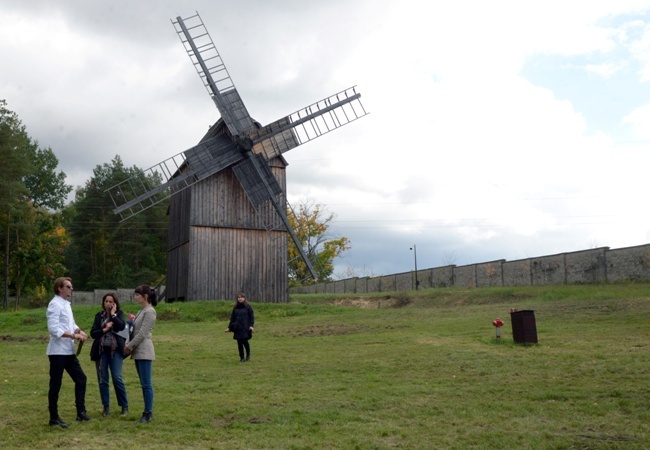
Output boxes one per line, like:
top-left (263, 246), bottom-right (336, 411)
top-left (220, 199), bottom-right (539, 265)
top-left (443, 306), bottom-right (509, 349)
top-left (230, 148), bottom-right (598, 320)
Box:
top-left (107, 12), bottom-right (367, 302)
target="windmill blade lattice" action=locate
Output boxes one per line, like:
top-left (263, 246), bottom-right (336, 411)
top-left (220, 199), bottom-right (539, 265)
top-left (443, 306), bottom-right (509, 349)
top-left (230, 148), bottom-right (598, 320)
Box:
top-left (232, 154), bottom-right (319, 278)
top-left (172, 13), bottom-right (255, 137)
top-left (107, 134), bottom-right (242, 220)
top-left (232, 154), bottom-right (283, 207)
top-left (250, 87), bottom-right (367, 160)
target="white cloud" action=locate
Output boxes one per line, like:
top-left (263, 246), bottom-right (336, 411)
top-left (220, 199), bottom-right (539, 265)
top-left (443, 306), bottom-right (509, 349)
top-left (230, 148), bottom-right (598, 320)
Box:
top-left (2, 0), bottom-right (650, 277)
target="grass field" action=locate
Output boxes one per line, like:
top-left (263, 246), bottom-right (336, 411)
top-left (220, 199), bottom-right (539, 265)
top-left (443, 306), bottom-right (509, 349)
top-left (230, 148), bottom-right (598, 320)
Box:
top-left (0, 284), bottom-right (648, 449)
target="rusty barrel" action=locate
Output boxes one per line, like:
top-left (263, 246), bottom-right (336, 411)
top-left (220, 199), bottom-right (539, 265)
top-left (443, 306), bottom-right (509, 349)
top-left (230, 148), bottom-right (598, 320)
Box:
top-left (510, 310), bottom-right (538, 344)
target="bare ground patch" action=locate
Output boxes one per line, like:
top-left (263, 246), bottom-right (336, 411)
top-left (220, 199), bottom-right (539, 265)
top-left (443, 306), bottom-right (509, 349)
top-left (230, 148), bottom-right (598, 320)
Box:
top-left (333, 295), bottom-right (410, 309)
top-left (0, 335), bottom-right (47, 342)
top-left (210, 415), bottom-right (271, 428)
top-left (281, 324), bottom-right (370, 338)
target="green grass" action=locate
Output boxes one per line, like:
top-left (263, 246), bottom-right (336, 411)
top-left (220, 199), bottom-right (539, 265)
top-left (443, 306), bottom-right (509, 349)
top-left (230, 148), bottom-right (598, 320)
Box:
top-left (1, 284), bottom-right (649, 449)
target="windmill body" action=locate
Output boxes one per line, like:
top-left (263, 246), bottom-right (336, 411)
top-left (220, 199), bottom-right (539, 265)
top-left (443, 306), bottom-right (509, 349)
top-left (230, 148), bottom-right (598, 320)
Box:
top-left (166, 120), bottom-right (290, 302)
top-left (107, 13), bottom-right (367, 302)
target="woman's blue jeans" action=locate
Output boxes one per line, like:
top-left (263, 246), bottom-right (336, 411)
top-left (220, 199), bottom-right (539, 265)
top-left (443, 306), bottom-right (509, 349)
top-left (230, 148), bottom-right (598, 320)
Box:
top-left (135, 359), bottom-right (154, 413)
top-left (95, 350), bottom-right (128, 407)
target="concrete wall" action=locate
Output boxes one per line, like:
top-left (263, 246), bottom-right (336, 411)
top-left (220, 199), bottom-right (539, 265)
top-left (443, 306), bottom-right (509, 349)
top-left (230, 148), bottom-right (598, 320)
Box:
top-left (367, 276), bottom-right (381, 293)
top-left (606, 244), bottom-right (650, 282)
top-left (432, 266), bottom-right (454, 287)
top-left (70, 288), bottom-right (137, 306)
top-left (7, 288), bottom-right (138, 309)
top-left (395, 272), bottom-right (412, 291)
top-left (379, 274), bottom-right (397, 292)
top-left (454, 265), bottom-right (477, 288)
top-left (502, 259), bottom-right (531, 286)
top-left (565, 248), bottom-right (607, 284)
top-left (476, 260), bottom-right (505, 287)
top-left (291, 244), bottom-right (650, 295)
top-left (531, 253), bottom-right (566, 285)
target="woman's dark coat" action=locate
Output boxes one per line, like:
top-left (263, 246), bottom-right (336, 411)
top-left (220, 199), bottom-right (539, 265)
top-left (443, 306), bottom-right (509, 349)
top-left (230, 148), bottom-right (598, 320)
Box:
top-left (228, 303), bottom-right (255, 340)
top-left (90, 309), bottom-right (127, 361)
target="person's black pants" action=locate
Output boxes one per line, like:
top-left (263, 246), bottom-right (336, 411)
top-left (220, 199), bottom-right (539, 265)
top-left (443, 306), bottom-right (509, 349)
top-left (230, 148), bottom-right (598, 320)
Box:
top-left (48, 354), bottom-right (87, 418)
top-left (236, 339), bottom-right (250, 359)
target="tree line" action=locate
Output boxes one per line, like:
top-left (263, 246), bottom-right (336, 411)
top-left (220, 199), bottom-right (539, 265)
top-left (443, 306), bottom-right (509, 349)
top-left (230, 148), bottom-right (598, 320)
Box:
top-left (0, 100), bottom-right (167, 309)
top-left (0, 101), bottom-right (348, 309)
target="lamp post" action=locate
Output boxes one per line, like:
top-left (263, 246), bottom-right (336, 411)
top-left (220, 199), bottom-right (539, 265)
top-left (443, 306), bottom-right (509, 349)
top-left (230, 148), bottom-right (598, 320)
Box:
top-left (409, 244), bottom-right (419, 290)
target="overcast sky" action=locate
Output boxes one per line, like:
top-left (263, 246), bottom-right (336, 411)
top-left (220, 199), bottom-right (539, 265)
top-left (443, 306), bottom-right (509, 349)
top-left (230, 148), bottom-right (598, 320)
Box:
top-left (2, 0), bottom-right (650, 278)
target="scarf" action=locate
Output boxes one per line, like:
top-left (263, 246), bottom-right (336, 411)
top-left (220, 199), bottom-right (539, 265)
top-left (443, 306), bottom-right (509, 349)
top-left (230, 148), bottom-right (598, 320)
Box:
top-left (99, 312), bottom-right (118, 358)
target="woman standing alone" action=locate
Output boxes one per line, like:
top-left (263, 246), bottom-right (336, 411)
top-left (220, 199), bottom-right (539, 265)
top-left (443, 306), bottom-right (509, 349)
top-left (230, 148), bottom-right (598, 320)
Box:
top-left (124, 285), bottom-right (157, 423)
top-left (226, 293), bottom-right (255, 362)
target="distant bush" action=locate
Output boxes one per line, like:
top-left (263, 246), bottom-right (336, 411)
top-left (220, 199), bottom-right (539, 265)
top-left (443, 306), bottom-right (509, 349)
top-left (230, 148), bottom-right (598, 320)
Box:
top-left (28, 285), bottom-right (49, 308)
top-left (269, 309), bottom-right (300, 318)
top-left (158, 306), bottom-right (181, 321)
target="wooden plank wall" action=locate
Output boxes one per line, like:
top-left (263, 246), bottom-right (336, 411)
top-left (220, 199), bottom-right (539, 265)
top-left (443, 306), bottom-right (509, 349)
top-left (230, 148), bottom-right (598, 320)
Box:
top-left (191, 166), bottom-right (284, 230)
top-left (187, 227), bottom-right (288, 302)
top-left (168, 186), bottom-right (191, 248)
top-left (165, 242), bottom-right (188, 301)
top-left (166, 182), bottom-right (191, 301)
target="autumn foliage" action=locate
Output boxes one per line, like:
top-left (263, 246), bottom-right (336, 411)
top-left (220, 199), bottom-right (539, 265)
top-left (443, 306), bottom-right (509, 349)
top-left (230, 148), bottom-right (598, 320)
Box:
top-left (287, 200), bottom-right (350, 286)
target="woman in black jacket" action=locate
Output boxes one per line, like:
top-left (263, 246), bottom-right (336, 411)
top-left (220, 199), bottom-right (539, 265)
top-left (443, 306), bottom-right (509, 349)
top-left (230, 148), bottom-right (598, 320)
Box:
top-left (226, 293), bottom-right (255, 362)
top-left (90, 292), bottom-right (129, 416)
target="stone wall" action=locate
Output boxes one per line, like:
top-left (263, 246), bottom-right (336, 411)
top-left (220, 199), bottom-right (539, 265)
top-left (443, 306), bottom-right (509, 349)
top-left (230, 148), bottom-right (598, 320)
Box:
top-left (291, 244), bottom-right (650, 295)
top-left (502, 259), bottom-right (531, 286)
top-left (70, 287), bottom-right (164, 306)
top-left (606, 244), bottom-right (650, 282)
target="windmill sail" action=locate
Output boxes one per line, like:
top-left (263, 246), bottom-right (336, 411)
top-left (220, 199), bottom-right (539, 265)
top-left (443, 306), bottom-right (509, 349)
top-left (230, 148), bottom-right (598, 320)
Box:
top-left (251, 87), bottom-right (367, 160)
top-left (108, 85), bottom-right (367, 221)
top-left (107, 134), bottom-right (242, 220)
top-left (232, 154), bottom-right (283, 207)
top-left (232, 154), bottom-right (318, 279)
top-left (172, 13), bottom-right (255, 136)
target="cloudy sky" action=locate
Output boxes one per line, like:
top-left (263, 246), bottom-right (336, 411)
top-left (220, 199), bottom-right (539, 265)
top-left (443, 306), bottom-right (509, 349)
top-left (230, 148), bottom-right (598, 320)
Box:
top-left (2, 0), bottom-right (650, 278)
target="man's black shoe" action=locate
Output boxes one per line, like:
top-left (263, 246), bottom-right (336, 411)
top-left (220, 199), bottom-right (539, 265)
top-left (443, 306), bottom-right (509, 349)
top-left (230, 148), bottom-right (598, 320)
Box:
top-left (75, 411), bottom-right (91, 421)
top-left (49, 417), bottom-right (69, 428)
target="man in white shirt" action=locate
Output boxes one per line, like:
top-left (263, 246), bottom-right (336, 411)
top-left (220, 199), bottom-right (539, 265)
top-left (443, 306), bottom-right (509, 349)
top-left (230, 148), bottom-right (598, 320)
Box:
top-left (46, 277), bottom-right (90, 427)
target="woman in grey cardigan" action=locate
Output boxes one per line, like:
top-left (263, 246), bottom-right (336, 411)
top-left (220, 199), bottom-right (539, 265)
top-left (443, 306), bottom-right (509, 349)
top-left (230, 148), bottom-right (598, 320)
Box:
top-left (124, 285), bottom-right (157, 423)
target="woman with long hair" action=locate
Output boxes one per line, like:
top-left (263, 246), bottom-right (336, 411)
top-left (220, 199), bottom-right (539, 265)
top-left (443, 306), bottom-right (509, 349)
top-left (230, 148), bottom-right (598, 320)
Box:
top-left (124, 285), bottom-right (157, 423)
top-left (90, 292), bottom-right (129, 416)
top-left (226, 293), bottom-right (255, 362)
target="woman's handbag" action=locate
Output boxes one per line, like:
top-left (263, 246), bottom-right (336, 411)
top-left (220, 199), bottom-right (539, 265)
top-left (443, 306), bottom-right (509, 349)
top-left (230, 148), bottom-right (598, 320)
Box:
top-left (114, 326), bottom-right (130, 341)
top-left (114, 320), bottom-right (133, 341)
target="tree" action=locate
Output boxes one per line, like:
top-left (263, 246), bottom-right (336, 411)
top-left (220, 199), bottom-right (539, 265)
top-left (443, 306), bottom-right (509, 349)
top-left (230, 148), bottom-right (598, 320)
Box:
top-left (0, 101), bottom-right (30, 307)
top-left (24, 145), bottom-right (72, 209)
top-left (442, 250), bottom-right (459, 266)
top-left (287, 199), bottom-right (350, 286)
top-left (335, 263), bottom-right (377, 280)
top-left (12, 208), bottom-right (69, 308)
top-left (0, 100), bottom-right (72, 308)
top-left (65, 156), bottom-right (168, 290)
